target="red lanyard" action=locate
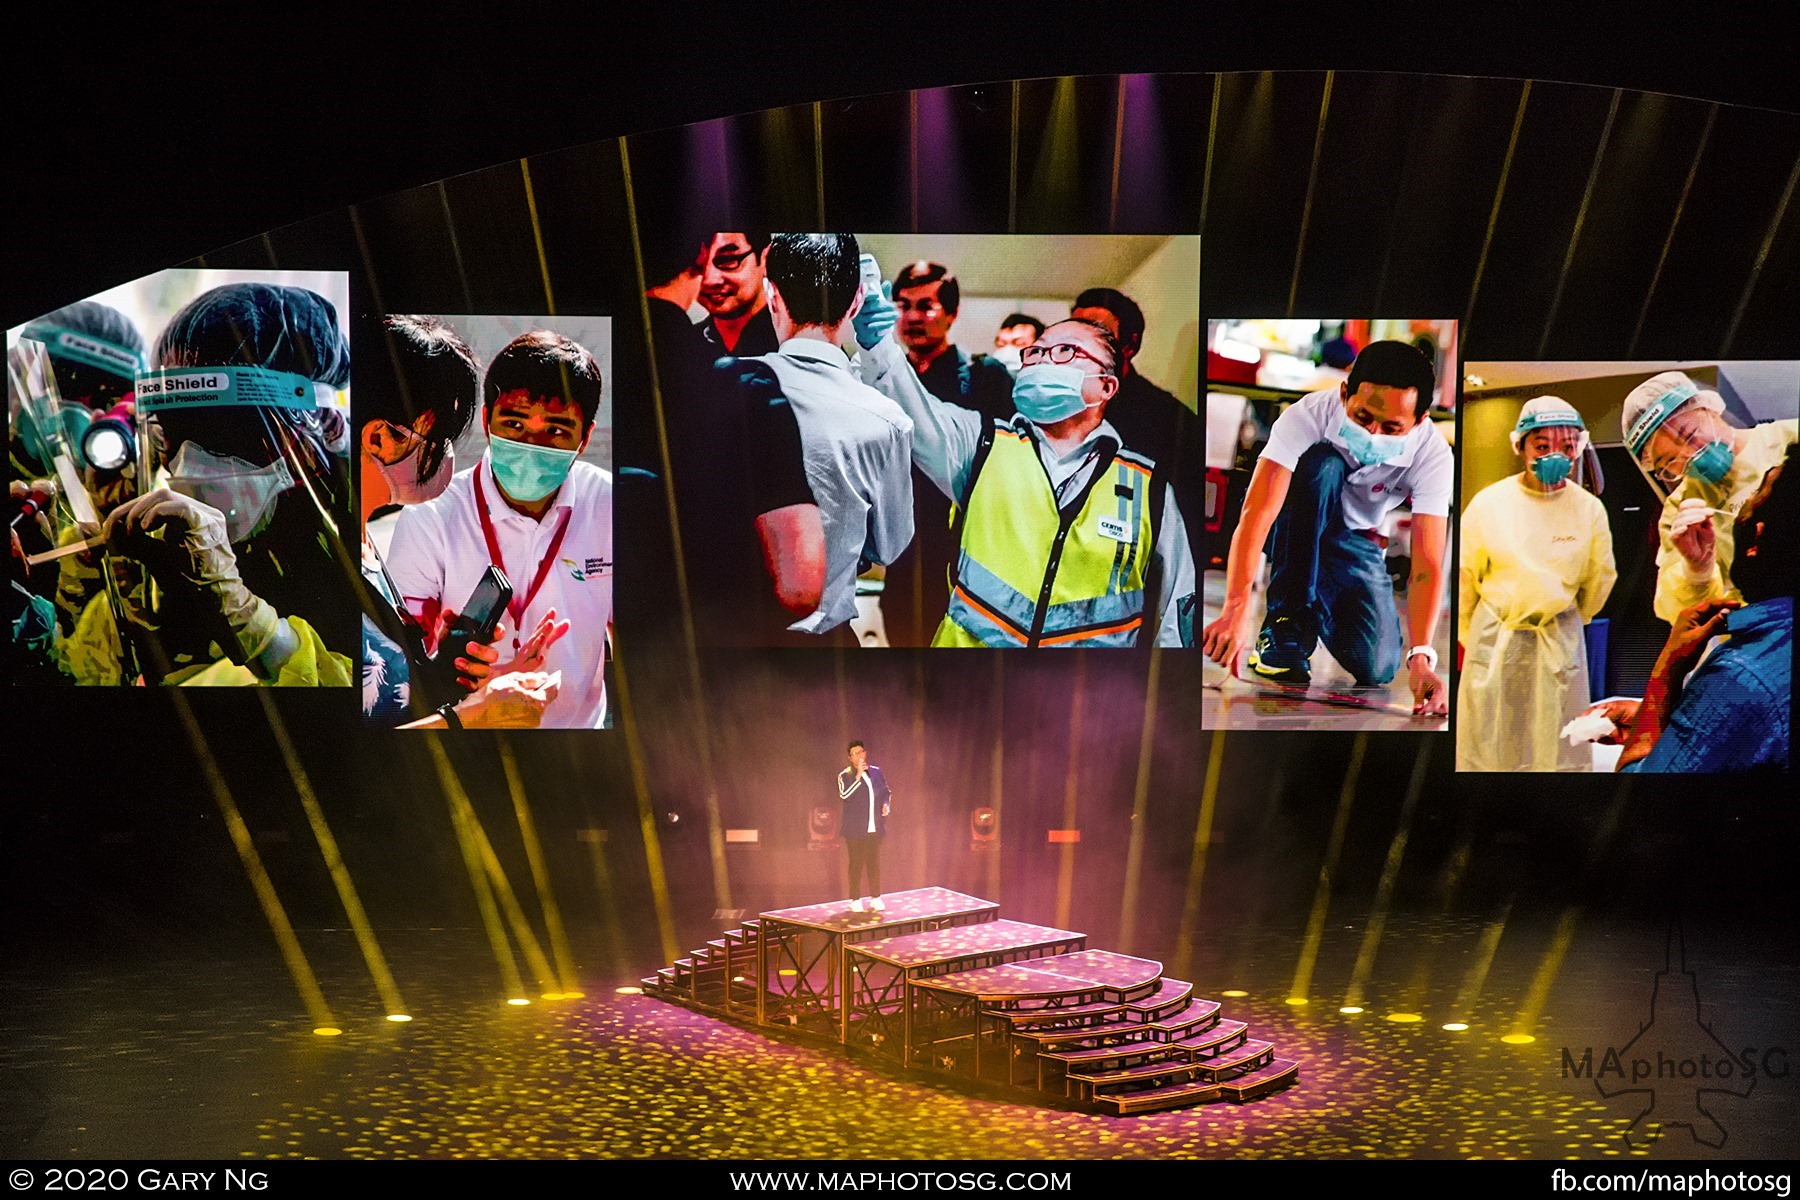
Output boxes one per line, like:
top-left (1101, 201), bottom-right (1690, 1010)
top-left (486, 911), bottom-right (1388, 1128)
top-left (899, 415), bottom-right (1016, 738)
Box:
top-left (474, 469), bottom-right (572, 650)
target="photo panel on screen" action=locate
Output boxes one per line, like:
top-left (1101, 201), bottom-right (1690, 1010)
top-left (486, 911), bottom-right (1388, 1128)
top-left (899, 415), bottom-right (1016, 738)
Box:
top-left (640, 230), bottom-right (1200, 650)
top-left (357, 314), bottom-right (614, 731)
top-left (1458, 360), bottom-right (1796, 775)
top-left (1201, 319), bottom-right (1459, 733)
top-left (6, 268), bottom-right (354, 687)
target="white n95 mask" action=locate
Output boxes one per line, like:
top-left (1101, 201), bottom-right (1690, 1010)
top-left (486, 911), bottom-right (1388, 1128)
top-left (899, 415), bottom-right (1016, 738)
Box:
top-left (168, 442), bottom-right (294, 544)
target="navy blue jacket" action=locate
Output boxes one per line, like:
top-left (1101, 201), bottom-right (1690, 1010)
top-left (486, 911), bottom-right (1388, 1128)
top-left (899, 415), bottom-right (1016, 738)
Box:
top-left (837, 764), bottom-right (892, 838)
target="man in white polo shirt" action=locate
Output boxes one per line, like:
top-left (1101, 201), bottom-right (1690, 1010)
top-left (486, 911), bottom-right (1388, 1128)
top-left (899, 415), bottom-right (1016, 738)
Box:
top-left (1202, 340), bottom-right (1451, 716)
top-left (387, 330), bottom-right (613, 728)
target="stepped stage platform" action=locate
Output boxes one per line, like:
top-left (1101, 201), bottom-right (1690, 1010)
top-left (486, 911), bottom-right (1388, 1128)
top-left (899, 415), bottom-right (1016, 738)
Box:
top-left (644, 886), bottom-right (1297, 1115)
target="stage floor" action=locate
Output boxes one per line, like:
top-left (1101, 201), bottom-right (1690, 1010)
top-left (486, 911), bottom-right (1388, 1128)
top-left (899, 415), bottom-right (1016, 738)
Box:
top-left (5, 910), bottom-right (1793, 1160)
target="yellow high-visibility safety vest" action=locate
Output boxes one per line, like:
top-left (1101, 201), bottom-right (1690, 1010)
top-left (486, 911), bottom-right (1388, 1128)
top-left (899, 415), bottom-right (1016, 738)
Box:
top-left (934, 425), bottom-right (1157, 648)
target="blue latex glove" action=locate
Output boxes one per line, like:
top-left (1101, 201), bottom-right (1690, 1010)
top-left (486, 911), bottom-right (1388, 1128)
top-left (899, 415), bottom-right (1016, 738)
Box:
top-left (852, 254), bottom-right (899, 350)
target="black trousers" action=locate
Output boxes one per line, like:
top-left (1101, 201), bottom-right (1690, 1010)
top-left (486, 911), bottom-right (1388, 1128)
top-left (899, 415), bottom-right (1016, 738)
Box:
top-left (845, 834), bottom-right (883, 897)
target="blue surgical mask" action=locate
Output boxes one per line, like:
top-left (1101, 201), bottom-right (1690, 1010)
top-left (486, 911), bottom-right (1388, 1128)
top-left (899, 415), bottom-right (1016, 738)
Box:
top-left (1013, 363), bottom-right (1100, 425)
top-left (487, 436), bottom-right (578, 503)
top-left (1685, 441), bottom-right (1734, 485)
top-left (1336, 418), bottom-right (1408, 467)
top-left (1530, 453), bottom-right (1573, 486)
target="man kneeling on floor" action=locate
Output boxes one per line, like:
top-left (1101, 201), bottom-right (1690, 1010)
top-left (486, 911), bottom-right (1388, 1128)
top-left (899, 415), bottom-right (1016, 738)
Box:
top-left (1201, 340), bottom-right (1451, 716)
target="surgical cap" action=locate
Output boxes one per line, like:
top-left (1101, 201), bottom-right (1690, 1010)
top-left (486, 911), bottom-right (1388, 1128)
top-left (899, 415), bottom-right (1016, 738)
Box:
top-left (20, 301), bottom-right (148, 382)
top-left (154, 283), bottom-right (350, 386)
top-left (149, 283), bottom-right (352, 465)
top-left (1510, 395), bottom-right (1587, 454)
top-left (1621, 371), bottom-right (1725, 459)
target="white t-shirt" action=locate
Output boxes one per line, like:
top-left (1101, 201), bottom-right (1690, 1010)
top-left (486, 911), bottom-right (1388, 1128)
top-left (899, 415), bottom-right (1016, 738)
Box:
top-left (386, 453), bottom-right (614, 729)
top-left (1259, 386), bottom-right (1453, 531)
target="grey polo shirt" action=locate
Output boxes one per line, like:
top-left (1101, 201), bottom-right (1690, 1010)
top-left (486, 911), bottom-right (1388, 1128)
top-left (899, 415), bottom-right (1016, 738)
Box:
top-left (753, 338), bottom-right (916, 635)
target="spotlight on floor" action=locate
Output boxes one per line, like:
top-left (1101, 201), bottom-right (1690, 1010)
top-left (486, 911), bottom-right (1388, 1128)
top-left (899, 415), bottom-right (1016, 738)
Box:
top-left (615, 986), bottom-right (643, 995)
top-left (385, 1014), bottom-right (413, 1023)
top-left (1501, 1032), bottom-right (1536, 1045)
top-left (1386, 1012), bottom-right (1423, 1023)
top-left (312, 1027), bottom-right (343, 1037)
top-left (507, 998), bottom-right (531, 1007)
top-left (1442, 1022), bottom-right (1470, 1032)
top-left (1221, 989), bottom-right (1248, 998)
top-left (1285, 997), bottom-right (1308, 1007)
top-left (1339, 1006), bottom-right (1364, 1015)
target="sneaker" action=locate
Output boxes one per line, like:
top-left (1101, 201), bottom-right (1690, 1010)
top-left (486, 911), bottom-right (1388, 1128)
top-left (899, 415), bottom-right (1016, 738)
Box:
top-left (869, 896), bottom-right (887, 912)
top-left (850, 897), bottom-right (866, 912)
top-left (1247, 617), bottom-right (1313, 686)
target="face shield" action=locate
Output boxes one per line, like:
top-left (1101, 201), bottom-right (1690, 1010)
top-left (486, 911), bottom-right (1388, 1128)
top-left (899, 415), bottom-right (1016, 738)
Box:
top-left (8, 339), bottom-right (100, 524)
top-left (1624, 377), bottom-right (1737, 503)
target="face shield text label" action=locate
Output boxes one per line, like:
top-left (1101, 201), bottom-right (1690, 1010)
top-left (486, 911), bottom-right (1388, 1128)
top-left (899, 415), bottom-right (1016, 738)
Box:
top-left (134, 367), bottom-right (321, 412)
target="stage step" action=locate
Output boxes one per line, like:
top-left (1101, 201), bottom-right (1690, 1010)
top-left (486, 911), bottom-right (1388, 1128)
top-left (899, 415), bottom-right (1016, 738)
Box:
top-left (1125, 980), bottom-right (1197, 1023)
top-left (1095, 1077), bottom-right (1225, 1116)
top-left (1024, 1005), bottom-right (1227, 1057)
top-left (1044, 1018), bottom-right (1245, 1074)
top-left (1066, 1032), bottom-right (1266, 1096)
top-left (996, 998), bottom-right (1125, 1030)
top-left (640, 890), bottom-right (1297, 1116)
top-left (1191, 1038), bottom-right (1275, 1083)
top-left (1219, 1057), bottom-right (1299, 1102)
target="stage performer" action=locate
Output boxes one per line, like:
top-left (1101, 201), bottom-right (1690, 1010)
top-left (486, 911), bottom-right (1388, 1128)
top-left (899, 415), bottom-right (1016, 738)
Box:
top-left (837, 739), bottom-right (892, 912)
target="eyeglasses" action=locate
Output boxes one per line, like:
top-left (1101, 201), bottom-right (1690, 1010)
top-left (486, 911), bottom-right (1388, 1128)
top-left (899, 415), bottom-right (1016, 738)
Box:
top-left (1020, 343), bottom-right (1112, 372)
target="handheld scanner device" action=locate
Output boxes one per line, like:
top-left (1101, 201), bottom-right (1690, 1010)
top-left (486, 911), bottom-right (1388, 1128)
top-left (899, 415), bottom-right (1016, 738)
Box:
top-left (428, 564), bottom-right (513, 697)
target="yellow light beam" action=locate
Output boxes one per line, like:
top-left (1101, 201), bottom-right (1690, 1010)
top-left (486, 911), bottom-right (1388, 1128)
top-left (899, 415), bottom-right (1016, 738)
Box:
top-left (447, 785), bottom-right (560, 996)
top-left (1053, 653), bottom-right (1088, 931)
top-left (582, 832), bottom-right (628, 970)
top-left (1007, 81), bottom-right (1020, 233)
top-left (1117, 648), bottom-right (1164, 954)
top-left (1509, 905), bottom-right (1581, 1042)
top-left (499, 736), bottom-right (579, 994)
top-left (1451, 898), bottom-right (1515, 1022)
top-left (1629, 103), bottom-right (1716, 357)
top-left (1286, 733), bottom-right (1368, 1004)
top-left (1464, 80), bottom-right (1532, 336)
top-left (1173, 728), bottom-right (1226, 981)
top-left (258, 691), bottom-right (407, 1020)
top-left (172, 692), bottom-right (335, 1031)
top-left (1023, 76), bottom-right (1079, 229)
top-left (436, 180), bottom-right (476, 314)
top-left (1343, 738), bottom-right (1433, 1010)
top-left (609, 632), bottom-right (681, 963)
top-left (812, 101), bottom-right (827, 228)
top-left (1286, 71), bottom-right (1335, 318)
top-left (1107, 75), bottom-right (1127, 233)
top-left (518, 158), bottom-right (557, 316)
top-left (1502, 778), bottom-right (1636, 1037)
top-left (1724, 149), bottom-right (1800, 355)
top-left (426, 738), bottom-right (526, 1001)
top-left (618, 136), bottom-right (733, 915)
top-left (985, 653), bottom-right (1005, 905)
top-left (1537, 89), bottom-right (1622, 358)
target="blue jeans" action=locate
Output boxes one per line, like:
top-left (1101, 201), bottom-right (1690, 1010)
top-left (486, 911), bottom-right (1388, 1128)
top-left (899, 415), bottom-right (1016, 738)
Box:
top-left (1264, 443), bottom-right (1404, 685)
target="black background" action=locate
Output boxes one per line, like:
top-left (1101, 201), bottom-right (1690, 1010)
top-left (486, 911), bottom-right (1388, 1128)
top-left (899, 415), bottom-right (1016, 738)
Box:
top-left (8, 5), bottom-right (1799, 328)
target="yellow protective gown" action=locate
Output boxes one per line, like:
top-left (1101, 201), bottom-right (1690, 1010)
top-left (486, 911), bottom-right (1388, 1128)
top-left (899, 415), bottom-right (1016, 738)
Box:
top-left (64, 592), bottom-right (351, 687)
top-left (1654, 419), bottom-right (1798, 624)
top-left (1457, 473), bottom-right (1617, 772)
